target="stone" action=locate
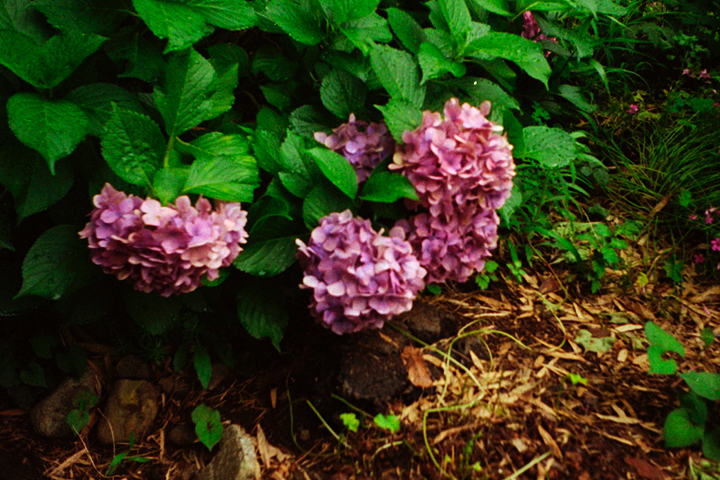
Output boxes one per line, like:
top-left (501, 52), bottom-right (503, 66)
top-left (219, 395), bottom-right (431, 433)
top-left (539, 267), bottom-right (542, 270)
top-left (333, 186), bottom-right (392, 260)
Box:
top-left (96, 379), bottom-right (158, 445)
top-left (207, 363), bottom-right (231, 390)
top-left (115, 354), bottom-right (153, 380)
top-left (168, 422), bottom-right (197, 446)
top-left (195, 424), bottom-right (259, 480)
top-left (30, 368), bottom-right (99, 438)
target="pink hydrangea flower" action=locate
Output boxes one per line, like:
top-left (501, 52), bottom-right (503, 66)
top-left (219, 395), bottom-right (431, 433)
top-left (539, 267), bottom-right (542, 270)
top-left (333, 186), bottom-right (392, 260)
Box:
top-left (296, 210), bottom-right (426, 334)
top-left (79, 183), bottom-right (248, 296)
top-left (314, 114), bottom-right (395, 183)
top-left (520, 12), bottom-right (557, 57)
top-left (694, 253), bottom-right (705, 264)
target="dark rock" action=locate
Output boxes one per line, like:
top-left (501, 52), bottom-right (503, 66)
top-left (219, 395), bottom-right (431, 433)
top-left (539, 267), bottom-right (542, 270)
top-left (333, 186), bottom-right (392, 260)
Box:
top-left (207, 363), bottom-right (231, 391)
top-left (195, 424), bottom-right (259, 480)
top-left (168, 422), bottom-right (196, 446)
top-left (397, 299), bottom-right (456, 343)
top-left (30, 368), bottom-right (99, 438)
top-left (96, 379), bottom-right (158, 445)
top-left (115, 354), bottom-right (153, 380)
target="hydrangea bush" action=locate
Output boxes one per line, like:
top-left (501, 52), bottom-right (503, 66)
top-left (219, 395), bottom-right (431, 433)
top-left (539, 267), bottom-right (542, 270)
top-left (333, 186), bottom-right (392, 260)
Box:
top-left (0, 0), bottom-right (614, 352)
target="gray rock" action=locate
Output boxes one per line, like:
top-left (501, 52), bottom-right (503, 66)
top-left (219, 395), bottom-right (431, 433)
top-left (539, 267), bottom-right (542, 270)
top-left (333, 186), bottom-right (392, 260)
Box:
top-left (96, 379), bottom-right (158, 445)
top-left (115, 354), bottom-right (153, 380)
top-left (195, 424), bottom-right (259, 480)
top-left (30, 368), bottom-right (99, 438)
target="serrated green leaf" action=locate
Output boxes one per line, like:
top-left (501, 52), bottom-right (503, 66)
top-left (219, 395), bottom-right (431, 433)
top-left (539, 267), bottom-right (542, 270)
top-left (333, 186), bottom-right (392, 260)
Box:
top-left (154, 48), bottom-right (215, 137)
top-left (645, 321), bottom-right (685, 357)
top-left (302, 182), bottom-right (355, 228)
top-left (67, 84), bottom-right (145, 136)
top-left (0, 29), bottom-right (106, 89)
top-left (664, 408), bottom-right (703, 449)
top-left (252, 44), bottom-right (297, 82)
top-left (466, 33), bottom-right (551, 88)
top-left (205, 44), bottom-right (241, 121)
top-left (237, 282), bottom-right (289, 350)
top-left (386, 8), bottom-right (426, 54)
top-left (182, 156), bottom-right (259, 203)
top-left (330, 0), bottom-right (381, 23)
top-left (260, 83), bottom-right (293, 111)
top-left (103, 31), bottom-right (165, 82)
top-left (340, 13), bottom-right (392, 55)
top-left (438, 0), bottom-right (473, 51)
top-left (234, 216), bottom-right (303, 276)
top-left (17, 225), bottom-right (90, 300)
top-left (153, 168), bottom-right (187, 204)
top-left (0, 0), bottom-right (54, 42)
top-left (279, 172), bottom-right (313, 198)
top-left (360, 171), bottom-right (418, 203)
top-left (132, 0), bottom-right (256, 52)
top-left (265, 0), bottom-right (325, 45)
top-left (375, 97), bottom-right (422, 143)
top-left (647, 345), bottom-right (678, 375)
top-left (176, 133), bottom-right (251, 159)
top-left (369, 44), bottom-right (424, 108)
top-left (308, 148), bottom-right (358, 199)
top-left (7, 93), bottom-right (89, 173)
top-left (418, 41), bottom-right (466, 84)
top-left (680, 372), bottom-right (720, 401)
top-left (20, 362), bottom-right (47, 388)
top-left (191, 404), bottom-right (223, 450)
top-left (101, 106), bottom-right (165, 188)
top-left (522, 126), bottom-right (576, 168)
top-left (466, 0), bottom-right (510, 16)
top-left (31, 0), bottom-right (127, 35)
top-left (558, 84), bottom-right (597, 114)
top-left (125, 291), bottom-right (182, 335)
top-left (252, 130), bottom-right (283, 175)
top-left (452, 77), bottom-right (519, 111)
top-left (290, 105), bottom-right (336, 138)
top-left (194, 344), bottom-right (212, 389)
top-left (321, 69), bottom-right (367, 119)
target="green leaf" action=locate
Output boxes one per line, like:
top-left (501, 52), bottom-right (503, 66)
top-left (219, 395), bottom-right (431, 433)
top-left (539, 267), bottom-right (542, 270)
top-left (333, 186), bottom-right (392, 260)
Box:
top-left (103, 31), bottom-right (165, 82)
top-left (191, 404), bottom-right (223, 450)
top-left (680, 372), bottom-right (720, 401)
top-left (663, 408), bottom-right (703, 449)
top-left (0, 0), bottom-right (54, 42)
top-left (701, 328), bottom-right (715, 348)
top-left (386, 8), bottom-right (426, 54)
top-left (308, 148), bottom-right (358, 199)
top-left (125, 291), bottom-right (182, 335)
top-left (234, 216), bottom-right (302, 276)
top-left (340, 413), bottom-right (360, 432)
top-left (7, 93), bottom-right (89, 173)
top-left (173, 343), bottom-right (192, 372)
top-left (252, 130), bottom-right (283, 175)
top-left (703, 427), bottom-right (720, 461)
top-left (251, 44), bottom-right (297, 82)
top-left (647, 345), bottom-right (678, 375)
top-left (193, 344), bottom-right (212, 389)
top-left (373, 413), bottom-right (400, 433)
top-left (0, 30), bottom-right (106, 89)
top-left (154, 48), bottom-right (215, 137)
top-left (321, 69), bottom-right (367, 119)
top-left (67, 409), bottom-right (90, 433)
top-left (237, 282), bottom-right (289, 350)
top-left (67, 84), bottom-right (145, 136)
top-left (466, 33), bottom-right (551, 88)
top-left (206, 43), bottom-right (242, 120)
top-left (176, 133), bottom-right (251, 159)
top-left (340, 13), bottom-right (392, 55)
top-left (645, 321), bottom-right (685, 357)
top-left (522, 126), bottom-right (576, 168)
top-left (558, 84), bottom-right (597, 114)
top-left (466, 0), bottom-right (510, 16)
top-left (452, 77), bottom-right (520, 111)
top-left (265, 0), bottom-right (325, 45)
top-left (153, 168), bottom-right (187, 204)
top-left (375, 97), bottom-right (423, 143)
top-left (132, 0), bottom-right (256, 52)
top-left (17, 225), bottom-right (90, 300)
top-left (574, 329), bottom-right (615, 355)
top-left (302, 182), bottom-right (355, 228)
top-left (29, 335), bottom-right (57, 360)
top-left (438, 0), bottom-right (473, 51)
top-left (101, 106), bottom-right (165, 188)
top-left (361, 171), bottom-right (418, 203)
top-left (369, 44), bottom-right (424, 108)
top-left (290, 105), bottom-right (337, 138)
top-left (330, 0), bottom-right (381, 23)
top-left (182, 156), bottom-right (259, 203)
top-left (680, 391), bottom-right (708, 426)
top-left (20, 362), bottom-right (47, 388)
top-left (31, 0), bottom-right (127, 35)
top-left (418, 41), bottom-right (466, 84)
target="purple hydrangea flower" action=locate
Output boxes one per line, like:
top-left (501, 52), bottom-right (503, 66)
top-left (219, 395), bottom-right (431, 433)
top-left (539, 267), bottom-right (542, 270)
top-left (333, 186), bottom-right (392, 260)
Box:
top-left (314, 114), bottom-right (395, 183)
top-left (79, 183), bottom-right (248, 296)
top-left (390, 98), bottom-right (515, 283)
top-left (521, 12), bottom-right (558, 57)
top-left (390, 98), bottom-right (515, 215)
top-left (296, 210), bottom-right (426, 334)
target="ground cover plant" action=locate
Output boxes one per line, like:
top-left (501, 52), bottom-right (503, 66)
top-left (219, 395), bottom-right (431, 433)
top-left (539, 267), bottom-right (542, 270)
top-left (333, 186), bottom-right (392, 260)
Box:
top-left (0, 0), bottom-right (719, 478)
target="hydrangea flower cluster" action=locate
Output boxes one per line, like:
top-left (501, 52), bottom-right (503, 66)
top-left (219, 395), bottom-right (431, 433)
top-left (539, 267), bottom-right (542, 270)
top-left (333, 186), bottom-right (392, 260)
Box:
top-left (79, 183), bottom-right (248, 296)
top-left (296, 210), bottom-right (426, 334)
top-left (520, 12), bottom-right (557, 57)
top-left (390, 98), bottom-right (515, 283)
top-left (314, 114), bottom-right (395, 183)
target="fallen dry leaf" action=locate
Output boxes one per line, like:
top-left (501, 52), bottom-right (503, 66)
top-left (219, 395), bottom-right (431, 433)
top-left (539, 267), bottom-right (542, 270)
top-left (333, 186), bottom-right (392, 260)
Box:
top-left (401, 345), bottom-right (434, 388)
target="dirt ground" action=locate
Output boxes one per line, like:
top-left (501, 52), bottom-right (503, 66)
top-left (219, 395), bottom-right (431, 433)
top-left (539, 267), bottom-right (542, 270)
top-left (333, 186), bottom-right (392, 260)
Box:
top-left (1, 240), bottom-right (719, 480)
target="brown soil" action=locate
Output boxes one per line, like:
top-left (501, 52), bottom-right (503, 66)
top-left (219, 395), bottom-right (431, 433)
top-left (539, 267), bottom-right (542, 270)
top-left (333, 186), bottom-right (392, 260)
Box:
top-left (1, 252), bottom-right (719, 480)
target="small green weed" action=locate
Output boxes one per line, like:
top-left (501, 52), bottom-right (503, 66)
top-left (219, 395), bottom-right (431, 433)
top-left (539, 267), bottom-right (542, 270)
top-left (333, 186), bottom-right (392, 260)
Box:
top-left (191, 404), bottom-right (224, 451)
top-left (105, 434), bottom-right (149, 476)
top-left (66, 390), bottom-right (99, 434)
top-left (645, 321), bottom-right (720, 460)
